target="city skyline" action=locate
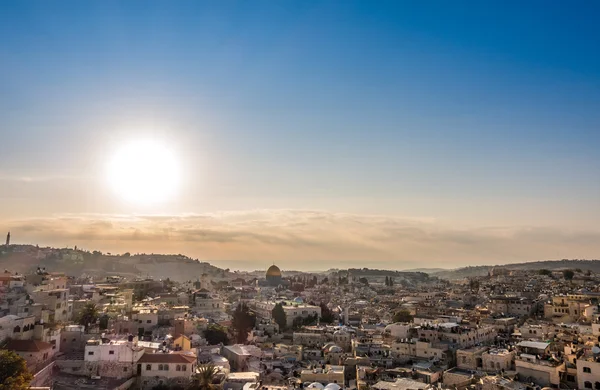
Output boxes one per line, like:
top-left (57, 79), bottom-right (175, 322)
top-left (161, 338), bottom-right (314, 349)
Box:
top-left (1, 1), bottom-right (600, 269)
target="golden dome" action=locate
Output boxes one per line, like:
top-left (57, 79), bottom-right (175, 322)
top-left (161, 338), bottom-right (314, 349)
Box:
top-left (266, 264), bottom-right (282, 277)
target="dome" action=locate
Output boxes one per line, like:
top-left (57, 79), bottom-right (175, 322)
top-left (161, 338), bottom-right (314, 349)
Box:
top-left (266, 265), bottom-right (282, 277)
top-left (324, 384), bottom-right (341, 390)
top-left (307, 383), bottom-right (324, 390)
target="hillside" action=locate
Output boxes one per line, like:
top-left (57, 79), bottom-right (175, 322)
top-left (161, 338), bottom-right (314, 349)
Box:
top-left (0, 245), bottom-right (232, 282)
top-left (428, 259), bottom-right (600, 280)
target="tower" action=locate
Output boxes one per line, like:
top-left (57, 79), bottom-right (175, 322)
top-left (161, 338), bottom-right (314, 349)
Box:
top-left (5, 232), bottom-right (9, 246)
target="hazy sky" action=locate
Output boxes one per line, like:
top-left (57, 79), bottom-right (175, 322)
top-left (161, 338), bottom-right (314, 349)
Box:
top-left (1, 1), bottom-right (599, 270)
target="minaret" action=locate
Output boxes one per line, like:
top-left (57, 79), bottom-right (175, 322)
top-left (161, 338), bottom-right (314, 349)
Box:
top-left (5, 231), bottom-right (10, 246)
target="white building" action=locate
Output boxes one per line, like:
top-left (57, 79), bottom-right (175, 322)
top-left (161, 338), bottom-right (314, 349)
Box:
top-left (84, 337), bottom-right (145, 379)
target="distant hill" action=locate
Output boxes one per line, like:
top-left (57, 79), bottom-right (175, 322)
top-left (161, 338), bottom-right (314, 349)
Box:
top-left (427, 259), bottom-right (600, 280)
top-left (402, 268), bottom-right (447, 273)
top-left (0, 244), bottom-right (233, 282)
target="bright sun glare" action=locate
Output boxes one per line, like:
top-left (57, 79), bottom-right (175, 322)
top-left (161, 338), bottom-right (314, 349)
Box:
top-left (106, 139), bottom-right (181, 205)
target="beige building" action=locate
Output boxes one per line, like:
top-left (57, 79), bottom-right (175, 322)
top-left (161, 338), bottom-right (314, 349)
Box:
top-left (293, 332), bottom-right (327, 348)
top-left (300, 365), bottom-right (345, 386)
top-left (456, 346), bottom-right (487, 370)
top-left (577, 356), bottom-right (600, 389)
top-left (249, 300), bottom-right (321, 327)
top-left (482, 348), bottom-right (514, 373)
top-left (137, 352), bottom-right (197, 389)
top-left (5, 339), bottom-right (53, 371)
top-left (514, 341), bottom-right (563, 387)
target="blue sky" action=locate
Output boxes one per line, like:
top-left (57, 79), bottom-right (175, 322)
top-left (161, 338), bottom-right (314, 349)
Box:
top-left (1, 1), bottom-right (599, 268)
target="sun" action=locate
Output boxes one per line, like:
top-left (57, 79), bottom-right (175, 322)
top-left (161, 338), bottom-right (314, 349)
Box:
top-left (106, 139), bottom-right (181, 205)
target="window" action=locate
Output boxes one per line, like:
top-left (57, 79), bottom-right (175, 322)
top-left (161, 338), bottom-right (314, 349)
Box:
top-left (146, 364), bottom-right (152, 371)
top-left (158, 364), bottom-right (163, 371)
top-left (88, 351), bottom-right (94, 355)
top-left (147, 320), bottom-right (152, 323)
top-left (164, 364), bottom-right (169, 371)
top-left (584, 367), bottom-right (592, 373)
top-left (182, 365), bottom-right (186, 371)
top-left (595, 382), bottom-right (600, 390)
top-left (123, 367), bottom-right (128, 372)
top-left (176, 365), bottom-right (181, 371)
top-left (584, 382), bottom-right (592, 389)
top-left (109, 350), bottom-right (115, 355)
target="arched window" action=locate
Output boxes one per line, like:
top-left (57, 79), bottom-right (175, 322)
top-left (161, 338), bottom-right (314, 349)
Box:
top-left (158, 364), bottom-right (163, 371)
top-left (176, 365), bottom-right (181, 371)
top-left (595, 382), bottom-right (600, 390)
top-left (182, 365), bottom-right (187, 371)
top-left (13, 325), bottom-right (21, 333)
top-left (146, 364), bottom-right (151, 371)
top-left (164, 364), bottom-right (169, 371)
top-left (584, 381), bottom-right (592, 389)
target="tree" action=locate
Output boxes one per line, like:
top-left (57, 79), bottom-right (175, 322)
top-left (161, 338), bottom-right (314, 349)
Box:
top-left (0, 350), bottom-right (34, 390)
top-left (272, 303), bottom-right (287, 331)
top-left (393, 309), bottom-right (413, 323)
top-left (563, 269), bottom-right (575, 281)
top-left (538, 269), bottom-right (552, 276)
top-left (188, 364), bottom-right (218, 390)
top-left (358, 277), bottom-right (369, 286)
top-left (77, 302), bottom-right (99, 330)
top-left (469, 280), bottom-right (480, 293)
top-left (99, 314), bottom-right (109, 330)
top-left (319, 302), bottom-right (335, 324)
top-left (231, 303), bottom-right (256, 343)
top-left (204, 324), bottom-right (229, 345)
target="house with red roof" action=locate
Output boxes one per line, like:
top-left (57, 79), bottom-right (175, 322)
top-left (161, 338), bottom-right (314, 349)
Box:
top-left (137, 351), bottom-right (197, 389)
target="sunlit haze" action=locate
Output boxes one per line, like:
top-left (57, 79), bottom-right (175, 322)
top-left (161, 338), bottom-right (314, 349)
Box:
top-left (1, 2), bottom-right (600, 270)
top-left (106, 139), bottom-right (181, 206)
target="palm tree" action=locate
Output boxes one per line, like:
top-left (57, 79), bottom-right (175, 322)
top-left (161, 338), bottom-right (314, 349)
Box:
top-left (77, 302), bottom-right (99, 330)
top-left (188, 364), bottom-right (218, 390)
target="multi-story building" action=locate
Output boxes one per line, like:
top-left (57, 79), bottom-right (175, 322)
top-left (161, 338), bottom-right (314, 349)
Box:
top-left (137, 352), bottom-right (197, 389)
top-left (191, 289), bottom-right (225, 314)
top-left (482, 348), bottom-right (514, 373)
top-left (300, 365), bottom-right (345, 386)
top-left (84, 336), bottom-right (145, 379)
top-left (514, 341), bottom-right (563, 387)
top-left (249, 300), bottom-right (321, 327)
top-left (488, 296), bottom-right (534, 317)
top-left (577, 354), bottom-right (600, 390)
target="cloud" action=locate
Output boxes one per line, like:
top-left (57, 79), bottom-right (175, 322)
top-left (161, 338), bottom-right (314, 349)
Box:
top-left (2, 209), bottom-right (600, 270)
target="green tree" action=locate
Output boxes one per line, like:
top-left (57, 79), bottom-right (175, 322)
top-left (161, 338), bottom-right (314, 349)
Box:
top-left (563, 269), bottom-right (575, 281)
top-left (0, 350), bottom-right (34, 390)
top-left (272, 303), bottom-right (287, 331)
top-left (469, 279), bottom-right (480, 293)
top-left (358, 277), bottom-right (369, 286)
top-left (204, 324), bottom-right (229, 345)
top-left (188, 364), bottom-right (218, 390)
top-left (393, 309), bottom-right (414, 323)
top-left (319, 302), bottom-right (335, 324)
top-left (538, 269), bottom-right (552, 276)
top-left (99, 314), bottom-right (109, 330)
top-left (231, 303), bottom-right (256, 343)
top-left (77, 302), bottom-right (99, 330)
